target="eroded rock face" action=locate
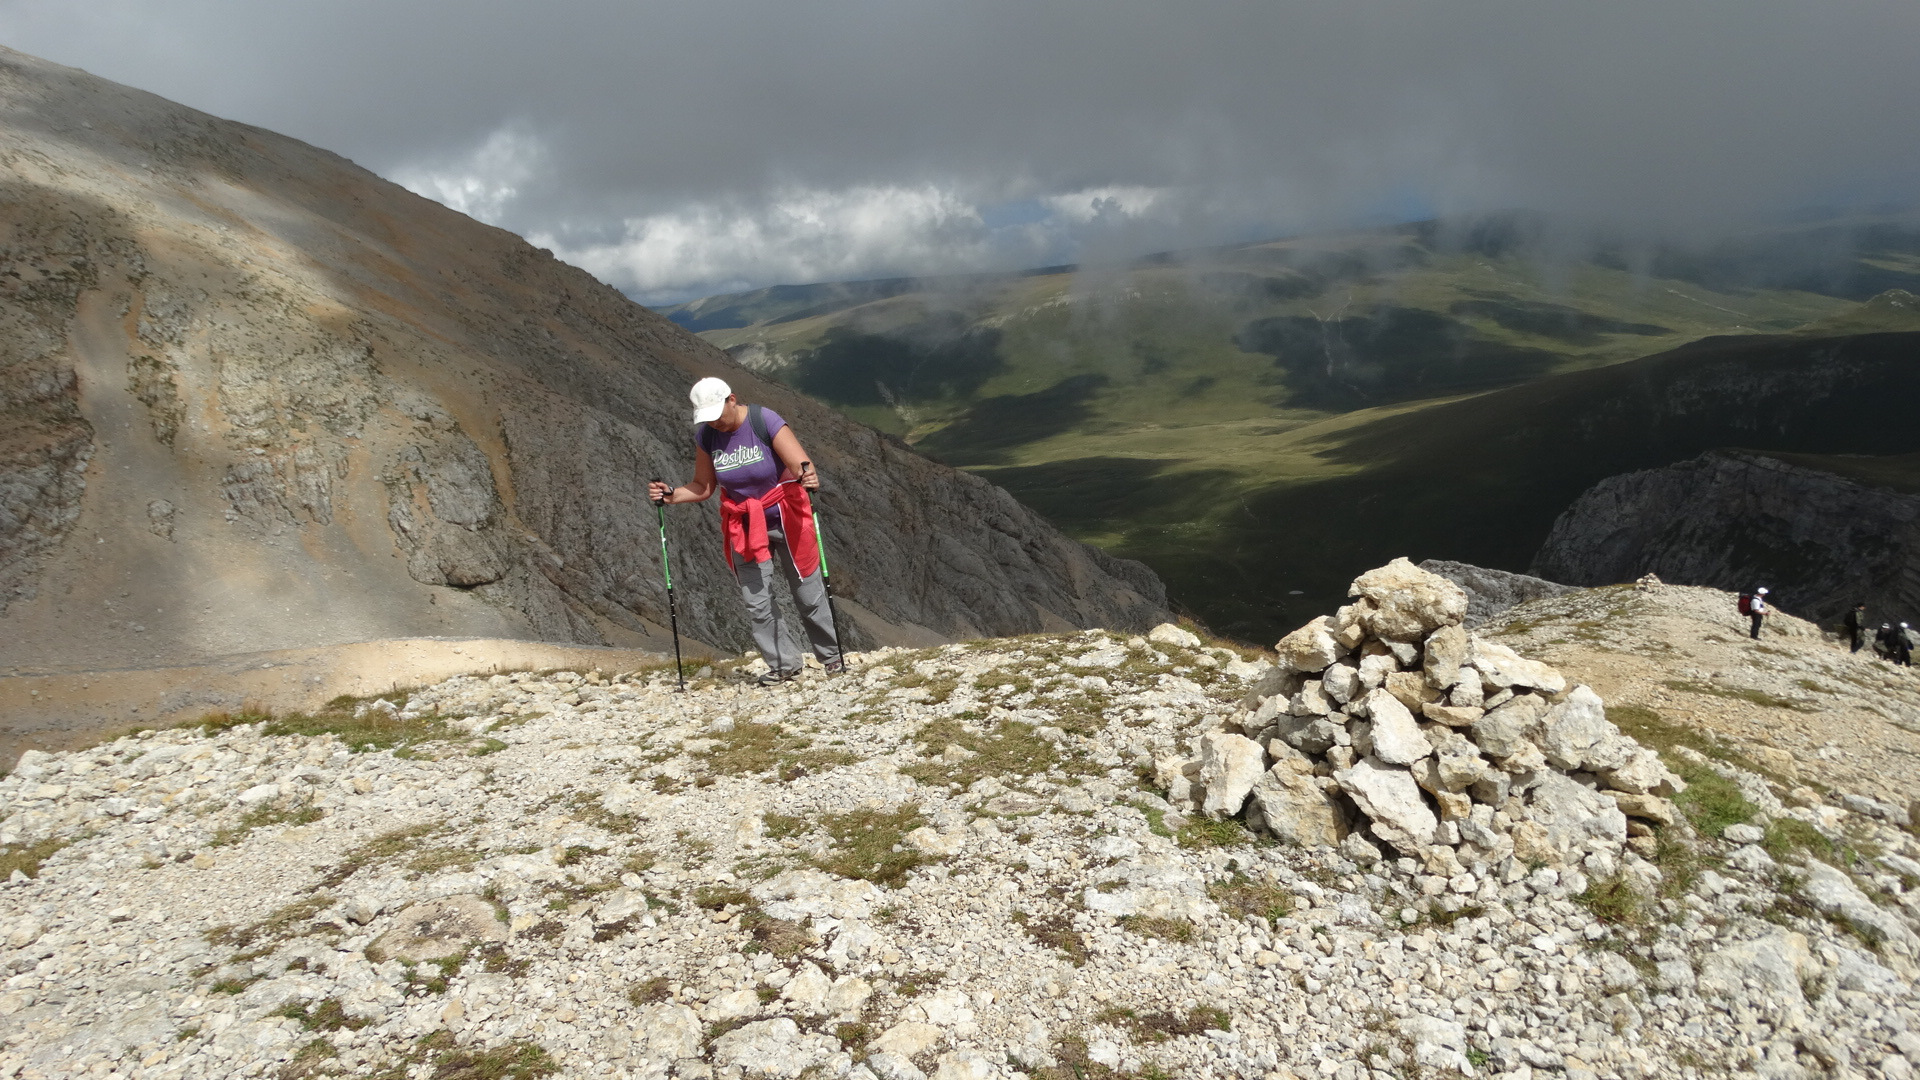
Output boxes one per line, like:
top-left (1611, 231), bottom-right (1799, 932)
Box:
top-left (1418, 560), bottom-right (1575, 629)
top-left (1533, 449), bottom-right (1920, 625)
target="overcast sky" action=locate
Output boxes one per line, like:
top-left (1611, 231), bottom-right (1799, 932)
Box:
top-left (4, 0), bottom-right (1918, 303)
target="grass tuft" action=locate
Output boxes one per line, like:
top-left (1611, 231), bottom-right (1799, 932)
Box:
top-left (1011, 909), bottom-right (1089, 966)
top-left (1177, 816), bottom-right (1252, 850)
top-left (1206, 873), bottom-right (1293, 923)
top-left (699, 722), bottom-right (855, 778)
top-left (1120, 915), bottom-right (1196, 943)
top-left (810, 806), bottom-right (929, 886)
top-left (1095, 1004), bottom-right (1232, 1044)
top-left (316, 822), bottom-right (440, 890)
top-left (1575, 877), bottom-right (1643, 926)
top-left (0, 836), bottom-right (72, 880)
top-left (206, 893), bottom-right (336, 952)
top-left (902, 716), bottom-right (1060, 789)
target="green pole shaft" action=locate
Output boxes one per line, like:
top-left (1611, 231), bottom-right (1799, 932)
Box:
top-left (810, 499), bottom-right (845, 667)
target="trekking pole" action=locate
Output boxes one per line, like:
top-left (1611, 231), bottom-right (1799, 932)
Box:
top-left (649, 478), bottom-right (686, 693)
top-left (801, 462), bottom-right (846, 669)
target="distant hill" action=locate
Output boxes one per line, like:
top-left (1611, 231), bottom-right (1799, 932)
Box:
top-left (666, 220), bottom-right (1920, 641)
top-left (1091, 329), bottom-right (1920, 639)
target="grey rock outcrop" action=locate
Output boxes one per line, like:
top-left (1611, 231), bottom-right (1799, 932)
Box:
top-left (0, 46), bottom-right (1166, 671)
top-left (1418, 559), bottom-right (1575, 628)
top-left (1532, 449), bottom-right (1920, 624)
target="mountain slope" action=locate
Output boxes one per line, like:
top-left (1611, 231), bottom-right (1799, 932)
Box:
top-left (0, 46), bottom-right (1165, 675)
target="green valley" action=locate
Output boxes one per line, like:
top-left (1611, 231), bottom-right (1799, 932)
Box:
top-left (665, 218), bottom-right (1920, 642)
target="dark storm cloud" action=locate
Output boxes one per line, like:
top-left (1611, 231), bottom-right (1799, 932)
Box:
top-left (5, 0), bottom-right (1918, 300)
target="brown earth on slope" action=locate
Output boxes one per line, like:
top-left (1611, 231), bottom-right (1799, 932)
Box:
top-left (1485, 582), bottom-right (1920, 810)
top-left (0, 45), bottom-right (1165, 685)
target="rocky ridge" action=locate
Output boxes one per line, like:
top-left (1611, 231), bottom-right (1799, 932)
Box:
top-left (0, 565), bottom-right (1917, 1080)
top-left (1479, 577), bottom-right (1920, 814)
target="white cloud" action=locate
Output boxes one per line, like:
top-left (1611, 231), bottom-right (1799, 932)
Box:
top-left (392, 127), bottom-right (546, 226)
top-left (1042, 186), bottom-right (1170, 223)
top-left (542, 184), bottom-right (1071, 303)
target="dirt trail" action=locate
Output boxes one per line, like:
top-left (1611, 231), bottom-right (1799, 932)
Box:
top-left (1488, 582), bottom-right (1920, 809)
top-left (0, 637), bottom-right (706, 767)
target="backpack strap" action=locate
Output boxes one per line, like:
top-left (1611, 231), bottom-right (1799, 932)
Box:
top-left (749, 404), bottom-right (772, 449)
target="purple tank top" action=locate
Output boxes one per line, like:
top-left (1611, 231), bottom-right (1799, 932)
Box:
top-left (697, 407), bottom-right (788, 502)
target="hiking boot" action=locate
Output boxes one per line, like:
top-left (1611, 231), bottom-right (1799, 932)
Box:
top-left (824, 659), bottom-right (845, 675)
top-left (757, 669), bottom-right (798, 686)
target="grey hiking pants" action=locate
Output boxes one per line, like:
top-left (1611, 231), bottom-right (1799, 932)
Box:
top-left (736, 519), bottom-right (840, 674)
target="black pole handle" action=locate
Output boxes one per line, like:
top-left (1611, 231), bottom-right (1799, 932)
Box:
top-left (649, 476), bottom-right (669, 507)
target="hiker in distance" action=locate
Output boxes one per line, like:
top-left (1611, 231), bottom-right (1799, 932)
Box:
top-left (1740, 586), bottom-right (1770, 639)
top-left (1845, 602), bottom-right (1871, 653)
top-left (648, 378), bottom-right (842, 684)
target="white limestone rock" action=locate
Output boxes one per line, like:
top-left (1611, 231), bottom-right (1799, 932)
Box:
top-left (1197, 732), bottom-right (1266, 819)
top-left (1335, 756), bottom-right (1439, 852)
top-left (1467, 637), bottom-right (1567, 694)
top-left (710, 1018), bottom-right (841, 1079)
top-left (1362, 689), bottom-right (1430, 766)
top-left (1147, 623), bottom-right (1201, 649)
top-left (1274, 616), bottom-right (1343, 674)
top-left (1349, 558), bottom-right (1469, 640)
top-left (1245, 749), bottom-right (1349, 848)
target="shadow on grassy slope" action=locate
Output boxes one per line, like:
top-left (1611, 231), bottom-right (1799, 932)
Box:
top-left (916, 374), bottom-right (1111, 467)
top-left (1110, 331), bottom-right (1920, 642)
top-left (1235, 306), bottom-right (1565, 411)
top-left (974, 456), bottom-right (1238, 530)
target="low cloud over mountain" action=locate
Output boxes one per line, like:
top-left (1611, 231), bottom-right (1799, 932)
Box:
top-left (4, 0), bottom-right (1918, 300)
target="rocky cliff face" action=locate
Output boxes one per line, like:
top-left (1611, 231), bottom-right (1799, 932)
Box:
top-left (1532, 449), bottom-right (1920, 624)
top-left (0, 47), bottom-right (1165, 673)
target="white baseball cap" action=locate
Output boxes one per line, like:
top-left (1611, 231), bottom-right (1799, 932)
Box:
top-left (1756, 587), bottom-right (1768, 594)
top-left (690, 377), bottom-right (732, 423)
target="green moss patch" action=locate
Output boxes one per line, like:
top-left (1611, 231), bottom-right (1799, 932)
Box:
top-left (699, 723), bottom-right (856, 778)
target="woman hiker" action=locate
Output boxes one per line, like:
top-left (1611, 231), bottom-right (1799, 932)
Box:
top-left (648, 377), bottom-right (842, 684)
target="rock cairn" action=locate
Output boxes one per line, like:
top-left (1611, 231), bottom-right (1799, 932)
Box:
top-left (1160, 558), bottom-right (1683, 894)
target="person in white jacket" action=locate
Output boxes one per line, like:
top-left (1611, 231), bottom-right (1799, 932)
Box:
top-left (1747, 587), bottom-right (1769, 639)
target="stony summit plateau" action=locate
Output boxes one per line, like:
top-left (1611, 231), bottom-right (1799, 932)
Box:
top-left (2, 560), bottom-right (1918, 1080)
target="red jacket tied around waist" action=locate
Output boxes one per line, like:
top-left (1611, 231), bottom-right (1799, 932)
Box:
top-left (719, 481), bottom-right (820, 577)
